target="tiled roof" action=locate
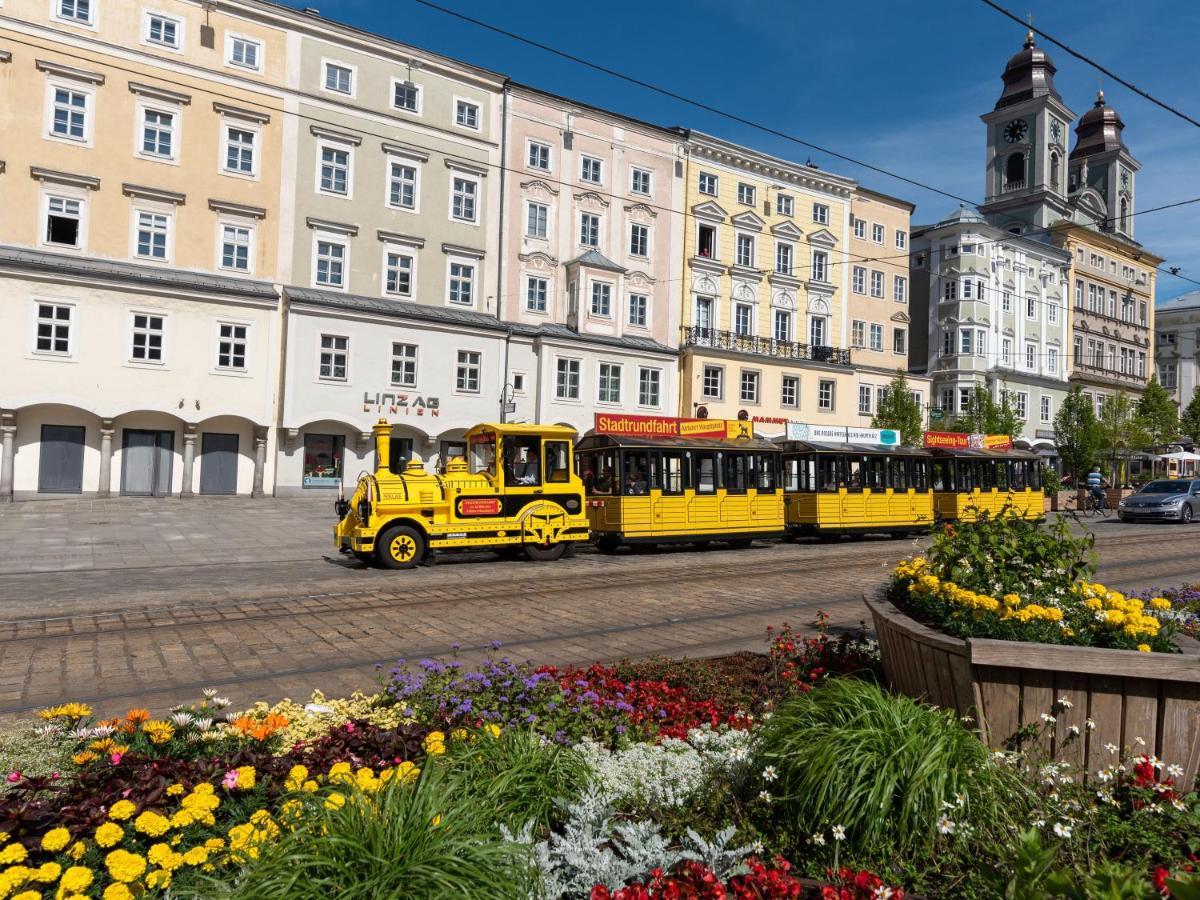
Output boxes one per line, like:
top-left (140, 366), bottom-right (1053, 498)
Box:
top-left (565, 249), bottom-right (627, 273)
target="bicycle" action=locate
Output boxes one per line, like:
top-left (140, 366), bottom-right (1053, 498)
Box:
top-left (1068, 490), bottom-right (1111, 519)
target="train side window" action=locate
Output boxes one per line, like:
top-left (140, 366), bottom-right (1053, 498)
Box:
top-left (754, 453), bottom-right (776, 492)
top-left (818, 456), bottom-right (840, 492)
top-left (724, 453), bottom-right (748, 494)
top-left (1030, 462), bottom-right (1042, 490)
top-left (695, 452), bottom-right (717, 494)
top-left (583, 449), bottom-right (618, 495)
top-left (470, 433), bottom-right (497, 476)
top-left (662, 451), bottom-right (689, 494)
top-left (891, 458), bottom-right (909, 491)
top-left (504, 435), bottom-right (542, 486)
top-left (622, 450), bottom-right (651, 495)
top-left (996, 459), bottom-right (1010, 490)
top-left (846, 456), bottom-right (864, 492)
top-left (866, 456), bottom-right (887, 490)
top-left (912, 459), bottom-right (929, 492)
top-left (545, 441), bottom-right (571, 483)
top-left (931, 460), bottom-right (946, 491)
top-left (783, 457), bottom-right (799, 492)
top-left (803, 457), bottom-right (816, 491)
top-left (955, 460), bottom-right (972, 491)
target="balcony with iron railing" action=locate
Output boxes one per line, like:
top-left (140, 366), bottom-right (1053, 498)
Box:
top-left (680, 326), bottom-right (852, 366)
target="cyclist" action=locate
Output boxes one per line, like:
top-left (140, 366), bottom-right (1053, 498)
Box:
top-left (1086, 466), bottom-right (1108, 511)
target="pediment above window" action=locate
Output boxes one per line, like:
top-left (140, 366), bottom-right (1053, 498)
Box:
top-left (890, 311), bottom-right (910, 324)
top-left (624, 202), bottom-right (657, 222)
top-left (690, 199), bottom-right (728, 222)
top-left (731, 209), bottom-right (765, 231)
top-left (806, 227), bottom-right (838, 248)
top-left (573, 190), bottom-right (610, 209)
top-left (521, 178), bottom-right (559, 198)
top-left (770, 220), bottom-right (804, 240)
top-left (518, 250), bottom-right (559, 270)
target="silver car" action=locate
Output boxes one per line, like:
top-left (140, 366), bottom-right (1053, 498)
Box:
top-left (1118, 478), bottom-right (1200, 523)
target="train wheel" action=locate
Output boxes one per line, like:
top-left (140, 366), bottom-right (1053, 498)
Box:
top-left (889, 531), bottom-right (910, 540)
top-left (691, 540), bottom-right (711, 551)
top-left (377, 525), bottom-right (425, 570)
top-left (524, 541), bottom-right (567, 562)
top-left (727, 538), bottom-right (753, 550)
top-left (492, 545), bottom-right (524, 560)
top-left (596, 534), bottom-right (621, 554)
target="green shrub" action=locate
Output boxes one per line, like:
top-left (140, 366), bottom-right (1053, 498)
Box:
top-left (195, 767), bottom-right (535, 900)
top-left (754, 678), bottom-right (1032, 854)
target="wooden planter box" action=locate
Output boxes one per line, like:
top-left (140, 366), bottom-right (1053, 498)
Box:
top-left (866, 594), bottom-right (1200, 790)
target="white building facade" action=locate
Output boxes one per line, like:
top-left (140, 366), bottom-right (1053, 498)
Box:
top-left (1155, 292), bottom-right (1200, 416)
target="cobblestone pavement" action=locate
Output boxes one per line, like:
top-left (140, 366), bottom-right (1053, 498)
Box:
top-left (0, 497), bottom-right (1195, 721)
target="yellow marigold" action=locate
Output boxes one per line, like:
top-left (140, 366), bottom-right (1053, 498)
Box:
top-left (0, 866), bottom-right (31, 894)
top-left (166, 783), bottom-right (185, 797)
top-left (133, 811), bottom-right (170, 838)
top-left (182, 846), bottom-right (209, 866)
top-left (423, 731), bottom-right (446, 755)
top-left (108, 800), bottom-right (136, 822)
top-left (1041, 607), bottom-right (1064, 622)
top-left (103, 884), bottom-right (135, 900)
top-left (1, 843), bottom-right (29, 864)
top-left (1137, 644), bottom-right (1152, 652)
top-left (395, 761), bottom-right (420, 784)
top-left (355, 767), bottom-right (378, 792)
top-left (12, 891), bottom-right (41, 900)
top-left (203, 838), bottom-right (226, 852)
top-left (484, 724), bottom-right (502, 739)
top-left (142, 720), bottom-right (175, 745)
top-left (147, 843), bottom-right (173, 867)
top-left (227, 824), bottom-right (255, 851)
top-left (192, 783), bottom-right (214, 795)
top-left (72, 751), bottom-right (98, 766)
top-left (450, 728), bottom-right (468, 741)
top-left (1103, 609), bottom-right (1126, 626)
top-left (94, 823), bottom-right (123, 849)
top-left (1149, 597), bottom-right (1172, 611)
top-left (284, 764), bottom-right (309, 791)
top-left (279, 799), bottom-right (303, 822)
top-left (60, 866), bottom-right (94, 893)
top-left (328, 761), bottom-right (353, 785)
top-left (68, 842), bottom-right (85, 861)
top-left (1002, 593), bottom-right (1022, 608)
top-left (41, 827), bottom-right (71, 852)
top-left (234, 766), bottom-right (256, 790)
top-left (37, 703), bottom-right (93, 720)
top-left (324, 792), bottom-right (346, 810)
top-left (104, 849), bottom-right (147, 884)
top-left (35, 861), bottom-right (61, 883)
top-left (301, 780), bottom-right (318, 793)
top-left (170, 810), bottom-right (194, 829)
top-left (1084, 597), bottom-right (1102, 610)
top-left (145, 868), bottom-right (172, 889)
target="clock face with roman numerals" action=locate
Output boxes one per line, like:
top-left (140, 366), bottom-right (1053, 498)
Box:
top-left (1050, 120), bottom-right (1062, 144)
top-left (1003, 118), bottom-right (1029, 143)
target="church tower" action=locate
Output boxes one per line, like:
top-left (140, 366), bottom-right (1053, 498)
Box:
top-left (979, 31), bottom-right (1076, 235)
top-left (1068, 90), bottom-right (1139, 239)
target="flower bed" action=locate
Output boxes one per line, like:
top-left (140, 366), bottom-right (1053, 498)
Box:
top-left (1, 618), bottom-right (1198, 899)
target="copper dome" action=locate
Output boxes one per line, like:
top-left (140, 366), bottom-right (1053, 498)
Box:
top-left (995, 31), bottom-right (1063, 110)
top-left (1070, 90), bottom-right (1128, 159)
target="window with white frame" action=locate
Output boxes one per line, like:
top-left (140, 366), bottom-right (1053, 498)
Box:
top-left (852, 266), bottom-right (865, 294)
top-left (145, 13), bottom-right (180, 48)
top-left (959, 387), bottom-right (972, 414)
top-left (527, 140), bottom-right (551, 171)
top-left (870, 270), bottom-right (884, 298)
top-left (526, 202), bottom-right (548, 238)
top-left (318, 145), bottom-right (350, 195)
top-left (140, 108), bottom-right (174, 158)
top-left (869, 323), bottom-right (883, 351)
top-left (130, 312), bottom-right (165, 363)
top-left (895, 230), bottom-right (907, 249)
top-left (812, 251), bottom-right (828, 282)
top-left (1015, 391), bottom-right (1028, 420)
top-left (740, 370), bottom-right (759, 404)
top-left (315, 239), bottom-right (345, 288)
top-left (35, 303), bottom-right (72, 355)
top-left (51, 87), bottom-right (88, 141)
top-left (384, 251), bottom-right (413, 297)
top-left (579, 213), bottom-right (600, 247)
top-left (1040, 395), bottom-right (1052, 423)
top-left (701, 365), bottom-right (722, 399)
top-left (737, 182), bottom-right (756, 205)
top-left (942, 281), bottom-right (957, 301)
top-left (942, 329), bottom-right (953, 356)
top-left (851, 320), bottom-right (865, 347)
top-left (451, 177), bottom-right (477, 222)
top-left (590, 282), bottom-right (611, 317)
top-left (1047, 347), bottom-right (1058, 374)
top-left (893, 275), bottom-right (906, 302)
top-left (526, 276), bottom-right (548, 312)
top-left (871, 223), bottom-right (884, 244)
top-left (892, 327), bottom-right (906, 355)
top-left (776, 242), bottom-right (793, 275)
top-left (1026, 295), bottom-right (1036, 320)
top-left (220, 223), bottom-right (252, 272)
top-left (734, 303), bottom-right (752, 336)
top-left (962, 280), bottom-right (973, 299)
top-left (628, 293), bottom-right (648, 327)
top-left (977, 329), bottom-right (987, 355)
top-left (773, 309), bottom-right (791, 342)
top-left (57, 0), bottom-right (92, 24)
top-left (630, 223), bottom-right (649, 257)
top-left (391, 342), bottom-right (417, 387)
top-left (1001, 290), bottom-right (1011, 312)
top-left (323, 62), bottom-right (353, 94)
top-left (228, 36), bottom-right (261, 70)
top-left (818, 379), bottom-right (835, 411)
top-left (960, 329), bottom-right (973, 355)
top-left (736, 233), bottom-right (754, 267)
top-left (45, 196), bottom-right (82, 247)
top-left (216, 322), bottom-right (247, 371)
top-left (853, 218), bottom-right (866, 240)
top-left (776, 194), bottom-right (794, 216)
top-left (1048, 301), bottom-right (1058, 324)
top-left (135, 211), bottom-right (169, 260)
top-left (580, 156), bottom-right (602, 184)
top-left (393, 81), bottom-right (420, 112)
top-left (224, 126), bottom-right (256, 175)
top-left (448, 262), bottom-right (474, 305)
top-left (388, 162), bottom-right (417, 209)
top-left (456, 350), bottom-right (481, 392)
top-left (598, 363), bottom-right (621, 403)
top-left (859, 385), bottom-right (872, 415)
top-left (631, 167), bottom-right (652, 195)
top-left (638, 367), bottom-right (660, 407)
top-left (698, 171), bottom-right (717, 195)
top-left (1025, 342), bottom-right (1036, 370)
top-left (781, 375), bottom-right (799, 408)
top-left (454, 100), bottom-right (479, 130)
top-left (812, 203), bottom-right (829, 225)
top-left (1001, 338), bottom-right (1011, 364)
top-left (555, 358), bottom-right (580, 400)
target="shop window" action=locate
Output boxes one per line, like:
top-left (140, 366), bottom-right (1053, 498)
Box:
top-left (303, 434), bottom-right (344, 487)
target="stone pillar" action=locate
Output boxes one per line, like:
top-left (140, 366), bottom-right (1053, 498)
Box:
top-left (180, 425), bottom-right (197, 498)
top-left (96, 419), bottom-right (114, 498)
top-left (252, 427), bottom-right (268, 498)
top-left (0, 410), bottom-right (15, 503)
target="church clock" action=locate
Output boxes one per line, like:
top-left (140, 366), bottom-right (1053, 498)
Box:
top-left (1003, 118), bottom-right (1029, 143)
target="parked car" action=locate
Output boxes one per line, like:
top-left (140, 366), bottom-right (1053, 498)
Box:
top-left (1117, 478), bottom-right (1200, 523)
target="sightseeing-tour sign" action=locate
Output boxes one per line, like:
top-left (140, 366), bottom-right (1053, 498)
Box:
top-left (593, 413), bottom-right (754, 440)
top-left (784, 422), bottom-right (900, 445)
top-left (922, 431), bottom-right (1014, 450)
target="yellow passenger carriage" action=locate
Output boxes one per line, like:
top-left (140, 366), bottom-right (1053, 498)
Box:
top-left (929, 447), bottom-right (1045, 522)
top-left (575, 431), bottom-right (786, 551)
top-left (334, 419), bottom-right (589, 568)
top-left (778, 441), bottom-right (934, 538)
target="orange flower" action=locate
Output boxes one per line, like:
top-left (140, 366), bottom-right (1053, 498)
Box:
top-left (232, 713), bottom-right (289, 741)
top-left (125, 709), bottom-right (151, 725)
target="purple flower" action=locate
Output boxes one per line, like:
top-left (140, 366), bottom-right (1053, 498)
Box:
top-left (491, 640), bottom-right (503, 650)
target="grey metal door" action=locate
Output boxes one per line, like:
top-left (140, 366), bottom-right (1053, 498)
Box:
top-left (38, 425), bottom-right (85, 493)
top-left (121, 429), bottom-right (173, 496)
top-left (200, 433), bottom-right (239, 495)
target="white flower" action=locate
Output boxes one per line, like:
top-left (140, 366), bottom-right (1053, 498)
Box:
top-left (214, 697), bottom-right (232, 708)
top-left (761, 712), bottom-right (773, 721)
top-left (203, 688), bottom-right (218, 699)
top-left (1167, 764), bottom-right (1184, 779)
top-left (938, 815), bottom-right (957, 835)
top-left (729, 746), bottom-right (749, 762)
top-left (92, 725), bottom-right (115, 738)
top-left (1085, 718), bottom-right (1096, 731)
top-left (751, 840), bottom-right (765, 854)
top-left (1135, 736), bottom-right (1147, 747)
top-left (70, 727), bottom-right (93, 740)
top-left (1033, 819), bottom-right (1046, 828)
top-left (1104, 743), bottom-right (1118, 754)
top-left (192, 717), bottom-right (213, 732)
top-left (1067, 725), bottom-right (1080, 736)
top-left (1040, 713), bottom-right (1056, 724)
top-left (758, 790), bottom-right (772, 803)
top-left (811, 832), bottom-right (826, 846)
top-left (169, 712), bottom-right (193, 727)
top-left (762, 765), bottom-right (778, 783)
top-left (1052, 822), bottom-right (1072, 839)
top-left (1097, 770), bottom-right (1113, 783)
top-left (832, 825), bottom-right (846, 841)
top-left (1057, 697), bottom-right (1073, 709)
top-left (874, 888), bottom-right (894, 899)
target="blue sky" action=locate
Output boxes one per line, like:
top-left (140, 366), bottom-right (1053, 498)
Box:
top-left (306, 0), bottom-right (1200, 300)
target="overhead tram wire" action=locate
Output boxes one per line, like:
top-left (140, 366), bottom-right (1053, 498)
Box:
top-left (978, 0), bottom-right (1200, 131)
top-left (5, 27), bottom-right (1199, 306)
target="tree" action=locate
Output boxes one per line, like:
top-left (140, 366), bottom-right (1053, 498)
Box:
top-left (1137, 376), bottom-right (1180, 447)
top-left (1054, 385), bottom-right (1101, 482)
top-left (871, 371), bottom-right (925, 446)
top-left (1182, 387), bottom-right (1200, 445)
top-left (1096, 391), bottom-right (1149, 485)
top-left (947, 385), bottom-right (1022, 439)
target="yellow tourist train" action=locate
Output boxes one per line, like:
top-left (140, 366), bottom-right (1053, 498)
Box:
top-left (573, 430), bottom-right (786, 551)
top-left (778, 440), bottom-right (934, 538)
top-left (928, 447), bottom-right (1046, 522)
